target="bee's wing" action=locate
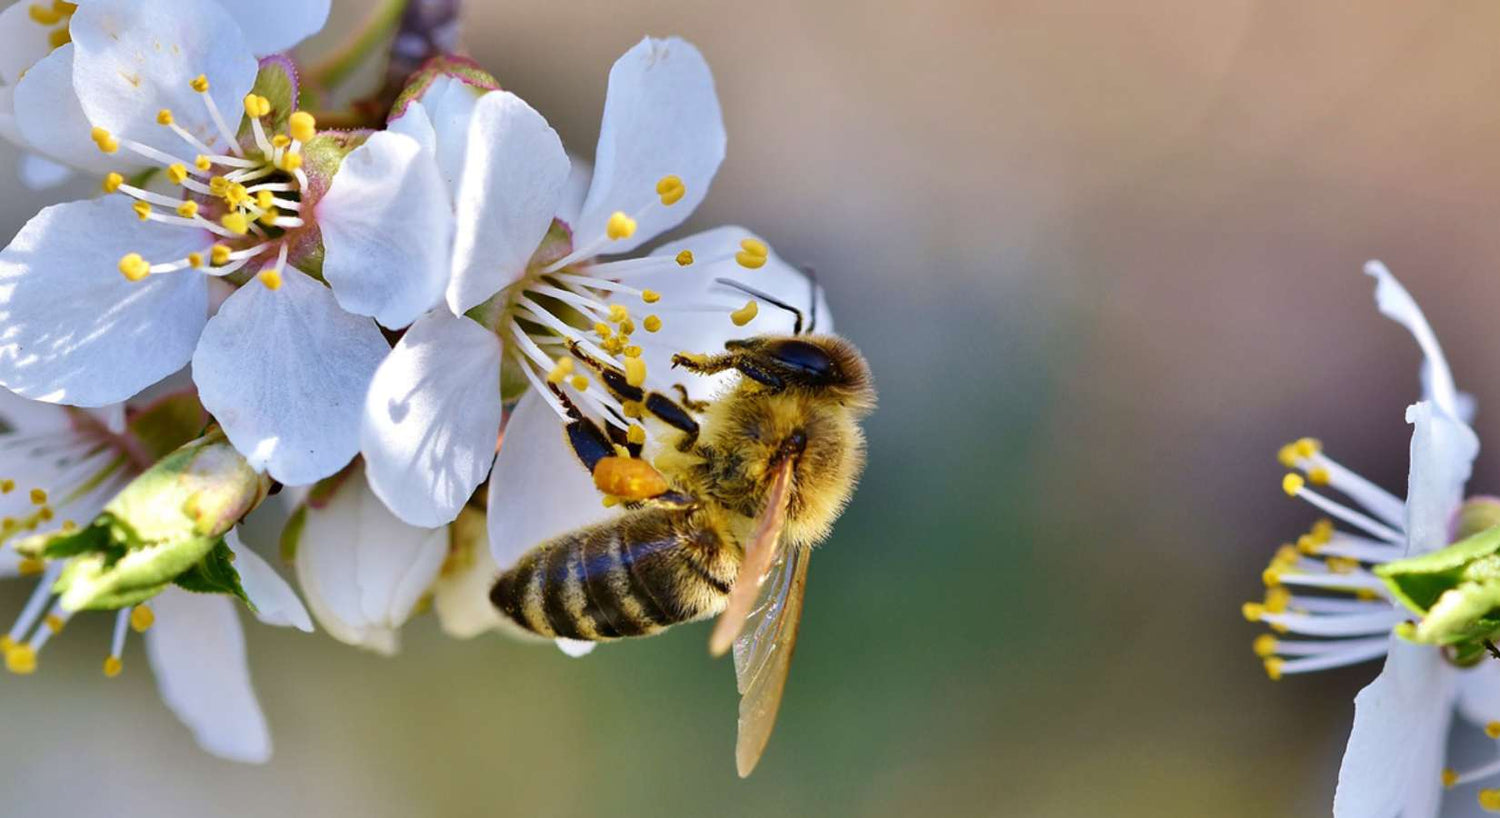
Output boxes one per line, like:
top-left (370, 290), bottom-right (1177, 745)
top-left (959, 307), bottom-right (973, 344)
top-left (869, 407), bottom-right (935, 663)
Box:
top-left (731, 539), bottom-right (809, 777)
top-left (709, 458), bottom-right (795, 656)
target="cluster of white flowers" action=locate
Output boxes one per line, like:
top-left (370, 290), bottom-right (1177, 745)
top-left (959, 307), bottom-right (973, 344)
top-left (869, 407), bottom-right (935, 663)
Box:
top-left (0, 0), bottom-right (824, 762)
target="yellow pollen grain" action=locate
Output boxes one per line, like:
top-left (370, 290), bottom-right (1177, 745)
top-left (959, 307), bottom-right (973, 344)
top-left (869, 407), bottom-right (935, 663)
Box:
top-left (243, 93), bottom-right (271, 118)
top-left (190, 74), bottom-right (210, 93)
top-left (546, 357), bottom-right (574, 384)
top-left (279, 152), bottom-right (303, 172)
top-left (166, 163), bottom-right (188, 184)
top-left (1444, 769), bottom-right (1459, 788)
top-left (29, 488), bottom-right (46, 505)
top-left (43, 614), bottom-right (63, 634)
top-left (656, 174), bottom-right (685, 206)
top-left (129, 605), bottom-right (154, 633)
top-left (1308, 467), bottom-right (1331, 486)
top-left (1262, 657), bottom-right (1283, 681)
top-left (221, 212), bottom-right (249, 235)
top-left (187, 252), bottom-right (203, 269)
top-left (156, 108), bottom-right (174, 126)
top-left (1282, 474), bottom-right (1305, 497)
top-left (5, 644), bottom-right (36, 675)
top-left (675, 250), bottom-right (694, 267)
top-left (1252, 634), bottom-right (1277, 658)
top-left (570, 375), bottom-right (589, 391)
top-left (1241, 602), bottom-right (1265, 622)
top-left (1480, 790), bottom-right (1500, 811)
top-left (627, 424), bottom-right (646, 445)
top-left (608, 304), bottom-right (630, 323)
top-left (102, 172), bottom-right (123, 193)
top-left (175, 200), bottom-right (199, 219)
top-left (644, 315), bottom-right (662, 333)
top-left (731, 300), bottom-right (759, 326)
top-left (602, 495), bottom-right (620, 508)
top-left (195, 154), bottom-right (212, 171)
top-left (17, 558), bottom-right (44, 576)
top-left (624, 356), bottom-right (647, 388)
top-left (103, 656), bottom-right (122, 678)
top-left (606, 211), bottom-right (637, 240)
top-left (257, 269), bottom-right (283, 290)
top-left (210, 244), bottom-right (231, 266)
top-left (641, 289), bottom-right (661, 304)
top-left (289, 111), bottom-right (316, 143)
top-left (132, 200), bottom-right (152, 221)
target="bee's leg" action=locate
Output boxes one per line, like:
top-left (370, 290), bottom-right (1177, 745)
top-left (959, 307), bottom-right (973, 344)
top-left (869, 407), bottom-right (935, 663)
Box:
top-left (567, 341), bottom-right (702, 450)
top-left (546, 383), bottom-right (615, 473)
top-left (672, 384), bottom-right (711, 413)
top-left (672, 351), bottom-right (784, 390)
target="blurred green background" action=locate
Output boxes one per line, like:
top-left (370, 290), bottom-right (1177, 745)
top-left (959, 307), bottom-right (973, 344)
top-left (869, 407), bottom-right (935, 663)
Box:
top-left (11, 0), bottom-right (1500, 815)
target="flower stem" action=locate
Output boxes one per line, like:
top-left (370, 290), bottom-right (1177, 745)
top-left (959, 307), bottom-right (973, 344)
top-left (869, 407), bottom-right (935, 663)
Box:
top-left (307, 0), bottom-right (410, 92)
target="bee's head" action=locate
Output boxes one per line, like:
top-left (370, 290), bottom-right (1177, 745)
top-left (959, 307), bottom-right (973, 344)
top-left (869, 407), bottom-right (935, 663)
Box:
top-left (724, 335), bottom-right (874, 408)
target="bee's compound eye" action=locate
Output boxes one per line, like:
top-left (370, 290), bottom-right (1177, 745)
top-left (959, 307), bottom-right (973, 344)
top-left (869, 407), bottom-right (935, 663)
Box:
top-left (767, 340), bottom-right (836, 381)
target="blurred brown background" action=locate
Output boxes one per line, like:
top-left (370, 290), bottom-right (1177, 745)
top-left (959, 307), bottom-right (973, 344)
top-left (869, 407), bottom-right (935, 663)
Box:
top-left (9, 0), bottom-right (1500, 815)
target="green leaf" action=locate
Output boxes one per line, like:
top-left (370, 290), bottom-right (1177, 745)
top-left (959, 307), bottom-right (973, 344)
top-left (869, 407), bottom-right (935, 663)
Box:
top-left (238, 57), bottom-right (298, 143)
top-left (1376, 524), bottom-right (1500, 614)
top-left (172, 539), bottom-right (250, 606)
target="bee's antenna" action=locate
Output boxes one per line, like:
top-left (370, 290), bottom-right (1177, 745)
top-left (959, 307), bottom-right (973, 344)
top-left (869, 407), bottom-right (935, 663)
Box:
top-left (799, 265), bottom-right (820, 334)
top-left (713, 278), bottom-right (804, 335)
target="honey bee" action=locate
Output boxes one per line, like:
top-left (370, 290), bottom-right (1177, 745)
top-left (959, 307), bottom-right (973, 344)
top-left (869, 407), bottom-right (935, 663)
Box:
top-left (490, 282), bottom-right (874, 776)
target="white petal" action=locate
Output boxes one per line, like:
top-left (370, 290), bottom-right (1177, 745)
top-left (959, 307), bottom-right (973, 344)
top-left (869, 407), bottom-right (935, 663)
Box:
top-left (432, 512), bottom-right (505, 639)
top-left (388, 100), bottom-right (437, 154)
top-left (71, 0), bottom-right (257, 161)
top-left (447, 91), bottom-right (569, 314)
top-left (0, 84), bottom-right (21, 146)
top-left (224, 528), bottom-right (312, 632)
top-left (486, 390), bottom-right (617, 569)
top-left (0, 0), bottom-right (55, 85)
top-left (575, 37), bottom-right (725, 253)
top-left (145, 587), bottom-right (271, 763)
top-left (634, 226), bottom-right (828, 399)
top-left (555, 638), bottom-right (596, 657)
top-left (1457, 661), bottom-right (1500, 727)
top-left (18, 152), bottom-right (70, 188)
top-left (1366, 261), bottom-right (1460, 419)
top-left (416, 75), bottom-right (484, 200)
top-left (0, 546), bottom-right (18, 578)
top-left (1404, 401), bottom-right (1478, 556)
top-left (362, 310), bottom-right (502, 526)
top-left (1333, 641), bottom-right (1455, 818)
top-left (13, 45), bottom-right (123, 173)
top-left (293, 466), bottom-right (447, 654)
top-left (557, 155), bottom-right (592, 229)
top-left (0, 386), bottom-right (73, 432)
top-left (193, 267), bottom-right (388, 485)
top-left (319, 129), bottom-right (452, 328)
top-left (0, 196), bottom-right (208, 406)
top-left (214, 0), bottom-right (329, 54)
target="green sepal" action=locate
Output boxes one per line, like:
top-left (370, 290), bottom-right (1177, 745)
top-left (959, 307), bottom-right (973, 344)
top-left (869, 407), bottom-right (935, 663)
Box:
top-left (238, 56), bottom-right (299, 145)
top-left (389, 55), bottom-right (499, 122)
top-left (172, 538), bottom-right (251, 607)
top-left (1377, 524), bottom-right (1500, 646)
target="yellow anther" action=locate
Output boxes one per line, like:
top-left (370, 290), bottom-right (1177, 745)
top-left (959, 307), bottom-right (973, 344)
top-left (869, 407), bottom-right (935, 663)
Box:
top-left (271, 134), bottom-right (290, 149)
top-left (37, 507), bottom-right (51, 522)
top-left (132, 200), bottom-right (152, 221)
top-left (1356, 588), bottom-right (1378, 601)
top-left (602, 495), bottom-right (620, 508)
top-left (17, 558), bottom-right (44, 576)
top-left (279, 151), bottom-right (303, 172)
top-left (90, 126), bottom-right (118, 154)
top-left (46, 26), bottom-right (68, 48)
top-left (602, 336), bottom-right (626, 355)
top-left (1261, 566), bottom-right (1283, 588)
top-left (627, 424), bottom-right (646, 445)
top-left (43, 614), bottom-right (63, 634)
top-left (60, 520), bottom-right (75, 532)
top-left (255, 190), bottom-right (275, 210)
top-left (166, 163), bottom-right (188, 184)
top-left (622, 401), bottom-right (644, 419)
top-left (675, 250), bottom-right (694, 266)
top-left (103, 656), bottom-right (122, 678)
top-left (731, 300), bottom-right (759, 326)
top-left (289, 110), bottom-right (316, 143)
top-left (102, 172), bottom-right (124, 193)
top-left (156, 109), bottom-right (174, 126)
top-left (1308, 467), bottom-right (1331, 486)
top-left (208, 175), bottom-right (228, 195)
top-left (1294, 437), bottom-right (1322, 459)
top-left (624, 345), bottom-right (643, 358)
top-left (118, 252), bottom-right (150, 281)
top-left (642, 289), bottom-right (661, 304)
top-left (571, 375), bottom-right (590, 392)
top-left (257, 269), bottom-right (283, 290)
top-left (1296, 535), bottom-right (1320, 555)
top-left (222, 182), bottom-right (248, 206)
top-left (1444, 769), bottom-right (1459, 788)
top-left (606, 211), bottom-right (637, 240)
top-left (1480, 790), bottom-right (1500, 811)
top-left (28, 3), bottom-right (63, 24)
top-left (1273, 544), bottom-right (1298, 565)
top-left (1326, 556), bottom-right (1359, 574)
top-left (1262, 657), bottom-right (1284, 681)
top-left (1276, 443), bottom-right (1298, 468)
top-left (0, 479), bottom-right (12, 493)
top-left (0, 636), bottom-right (11, 652)
top-left (546, 357), bottom-right (574, 384)
top-left (619, 319), bottom-right (635, 336)
top-left (186, 252), bottom-right (203, 269)
top-left (1241, 602), bottom-right (1265, 622)
top-left (593, 322), bottom-right (612, 339)
top-left (195, 154), bottom-right (212, 171)
top-left (612, 444), bottom-right (631, 458)
top-left (1264, 586), bottom-right (1291, 613)
top-left (1486, 721), bottom-right (1500, 740)
top-left (643, 315), bottom-right (662, 333)
top-left (221, 212), bottom-right (249, 235)
top-left (5, 644), bottom-right (36, 675)
top-left (656, 174), bottom-right (685, 206)
top-left (210, 244), bottom-right (231, 266)
top-left (608, 304), bottom-right (630, 323)
top-left (29, 488), bottom-right (46, 505)
top-left (243, 93), bottom-right (271, 118)
top-left (129, 605), bottom-right (154, 632)
top-left (736, 237), bottom-right (770, 269)
top-left (175, 200), bottom-right (199, 219)
top-left (190, 74), bottom-right (210, 93)
top-left (1311, 518), bottom-right (1335, 542)
top-left (1252, 634), bottom-right (1278, 658)
top-left (1282, 474), bottom-right (1305, 497)
top-left (624, 356), bottom-right (647, 388)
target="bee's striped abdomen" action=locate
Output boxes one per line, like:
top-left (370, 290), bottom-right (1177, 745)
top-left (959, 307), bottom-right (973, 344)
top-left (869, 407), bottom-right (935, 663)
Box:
top-left (490, 508), bottom-right (739, 642)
